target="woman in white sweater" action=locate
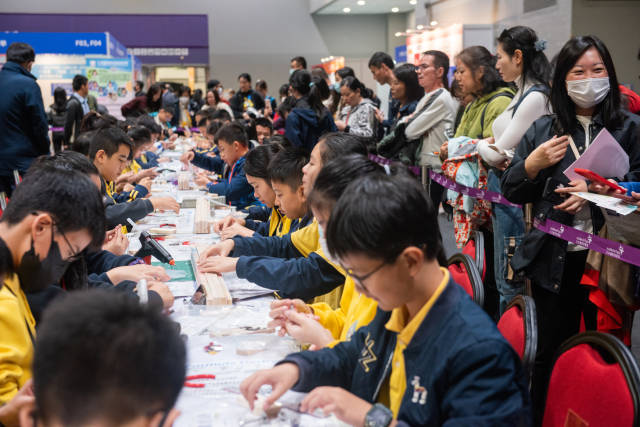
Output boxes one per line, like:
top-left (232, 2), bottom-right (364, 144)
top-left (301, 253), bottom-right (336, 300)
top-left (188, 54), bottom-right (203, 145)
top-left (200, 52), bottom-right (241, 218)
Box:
top-left (403, 50), bottom-right (458, 207)
top-left (478, 26), bottom-right (552, 313)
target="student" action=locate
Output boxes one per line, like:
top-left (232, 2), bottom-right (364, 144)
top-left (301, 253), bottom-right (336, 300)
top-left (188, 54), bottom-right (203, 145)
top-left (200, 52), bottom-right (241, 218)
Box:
top-left (254, 117), bottom-right (273, 144)
top-left (284, 70), bottom-right (336, 152)
top-left (0, 167), bottom-right (105, 406)
top-left (199, 146), bottom-right (313, 267)
top-left (476, 26), bottom-right (553, 313)
top-left (189, 123), bottom-right (257, 209)
top-left (336, 77), bottom-right (378, 138)
top-left (214, 144), bottom-right (285, 239)
top-left (241, 173), bottom-right (531, 426)
top-left (19, 290), bottom-right (185, 427)
top-left (197, 133), bottom-right (367, 304)
top-left (268, 155), bottom-right (384, 349)
top-left (501, 35), bottom-right (640, 420)
top-left (112, 126), bottom-right (157, 202)
top-left (89, 127), bottom-right (179, 228)
top-left (155, 106), bottom-right (175, 137)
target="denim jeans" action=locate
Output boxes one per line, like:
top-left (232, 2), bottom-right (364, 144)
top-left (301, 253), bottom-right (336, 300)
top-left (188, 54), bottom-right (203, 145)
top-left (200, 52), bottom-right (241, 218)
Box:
top-left (488, 170), bottom-right (525, 313)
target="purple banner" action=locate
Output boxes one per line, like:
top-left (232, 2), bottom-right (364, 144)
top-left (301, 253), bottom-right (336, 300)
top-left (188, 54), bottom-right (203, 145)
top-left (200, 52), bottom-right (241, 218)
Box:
top-left (534, 218), bottom-right (640, 267)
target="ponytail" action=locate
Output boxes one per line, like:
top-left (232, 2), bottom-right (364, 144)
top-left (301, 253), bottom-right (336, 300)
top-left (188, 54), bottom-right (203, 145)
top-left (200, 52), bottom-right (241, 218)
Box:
top-left (290, 70), bottom-right (329, 119)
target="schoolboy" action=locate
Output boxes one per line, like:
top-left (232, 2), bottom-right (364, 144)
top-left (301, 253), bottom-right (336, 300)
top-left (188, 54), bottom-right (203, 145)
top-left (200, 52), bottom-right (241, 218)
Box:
top-left (112, 126), bottom-right (157, 202)
top-left (255, 117), bottom-right (273, 144)
top-left (155, 105), bottom-right (174, 137)
top-left (89, 126), bottom-right (179, 228)
top-left (241, 173), bottom-right (531, 426)
top-left (184, 123), bottom-right (256, 209)
top-left (0, 167), bottom-right (105, 405)
top-left (19, 290), bottom-right (185, 427)
top-left (197, 134), bottom-right (367, 302)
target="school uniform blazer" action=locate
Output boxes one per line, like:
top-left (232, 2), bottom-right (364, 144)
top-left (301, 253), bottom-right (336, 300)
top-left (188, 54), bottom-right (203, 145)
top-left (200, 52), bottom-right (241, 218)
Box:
top-left (281, 280), bottom-right (532, 426)
top-left (191, 150), bottom-right (225, 175)
top-left (231, 218), bottom-right (344, 300)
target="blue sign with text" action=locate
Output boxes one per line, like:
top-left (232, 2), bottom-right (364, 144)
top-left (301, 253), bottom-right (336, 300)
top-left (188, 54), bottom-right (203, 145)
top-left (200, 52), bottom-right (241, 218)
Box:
top-left (0, 32), bottom-right (108, 55)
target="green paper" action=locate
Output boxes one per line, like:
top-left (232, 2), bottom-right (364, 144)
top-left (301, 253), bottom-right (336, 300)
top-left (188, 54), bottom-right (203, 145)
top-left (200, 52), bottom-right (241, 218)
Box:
top-left (152, 260), bottom-right (196, 282)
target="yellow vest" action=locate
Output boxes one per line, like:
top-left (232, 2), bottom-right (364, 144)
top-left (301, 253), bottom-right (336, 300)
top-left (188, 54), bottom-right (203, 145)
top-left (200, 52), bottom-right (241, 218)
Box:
top-left (269, 209), bottom-right (294, 237)
top-left (290, 219), bottom-right (344, 309)
top-left (311, 277), bottom-right (378, 346)
top-left (121, 159), bottom-right (142, 175)
top-left (0, 274), bottom-right (35, 404)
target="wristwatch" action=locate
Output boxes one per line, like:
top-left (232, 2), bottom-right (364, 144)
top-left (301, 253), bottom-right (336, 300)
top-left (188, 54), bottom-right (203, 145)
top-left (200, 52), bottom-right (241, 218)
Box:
top-left (364, 403), bottom-right (394, 427)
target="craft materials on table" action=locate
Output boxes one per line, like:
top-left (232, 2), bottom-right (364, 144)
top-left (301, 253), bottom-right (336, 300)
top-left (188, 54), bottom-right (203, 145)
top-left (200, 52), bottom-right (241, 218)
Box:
top-left (191, 245), bottom-right (232, 306)
top-left (194, 197), bottom-right (211, 234)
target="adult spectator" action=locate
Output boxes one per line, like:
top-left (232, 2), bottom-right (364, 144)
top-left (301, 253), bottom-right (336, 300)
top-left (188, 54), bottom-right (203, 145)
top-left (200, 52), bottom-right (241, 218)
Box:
top-left (230, 73), bottom-right (265, 119)
top-left (336, 77), bottom-right (377, 138)
top-left (204, 89), bottom-right (234, 118)
top-left (403, 50), bottom-right (457, 207)
top-left (64, 74), bottom-right (90, 148)
top-left (501, 35), bottom-right (640, 421)
top-left (389, 63), bottom-right (424, 126)
top-left (369, 51), bottom-right (397, 130)
top-left (0, 42), bottom-right (50, 196)
top-left (120, 83), bottom-right (162, 118)
top-left (255, 79), bottom-right (277, 113)
top-left (47, 87), bottom-right (68, 153)
top-left (162, 84), bottom-right (179, 127)
top-left (290, 56), bottom-right (307, 71)
top-left (134, 80), bottom-right (145, 97)
top-left (284, 70), bottom-right (336, 151)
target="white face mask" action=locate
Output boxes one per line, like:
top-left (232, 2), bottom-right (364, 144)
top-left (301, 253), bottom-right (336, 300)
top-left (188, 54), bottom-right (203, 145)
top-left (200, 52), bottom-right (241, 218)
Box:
top-left (566, 77), bottom-right (610, 109)
top-left (318, 224), bottom-right (340, 266)
top-left (179, 96), bottom-right (189, 105)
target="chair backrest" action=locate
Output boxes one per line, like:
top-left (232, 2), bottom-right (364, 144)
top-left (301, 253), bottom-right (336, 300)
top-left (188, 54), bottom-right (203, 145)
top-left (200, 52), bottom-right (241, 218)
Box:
top-left (462, 230), bottom-right (485, 280)
top-left (542, 331), bottom-right (640, 427)
top-left (447, 253), bottom-right (484, 307)
top-left (497, 295), bottom-right (537, 386)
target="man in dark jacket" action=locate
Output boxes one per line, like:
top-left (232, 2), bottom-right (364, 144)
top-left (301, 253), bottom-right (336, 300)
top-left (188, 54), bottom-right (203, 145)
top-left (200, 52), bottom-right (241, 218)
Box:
top-left (0, 42), bottom-right (50, 195)
top-left (230, 73), bottom-right (265, 119)
top-left (64, 74), bottom-right (90, 147)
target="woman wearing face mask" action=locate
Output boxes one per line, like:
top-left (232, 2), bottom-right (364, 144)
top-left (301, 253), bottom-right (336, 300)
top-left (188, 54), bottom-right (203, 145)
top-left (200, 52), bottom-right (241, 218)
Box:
top-left (477, 26), bottom-right (553, 314)
top-left (501, 35), bottom-right (640, 421)
top-left (330, 67), bottom-right (355, 119)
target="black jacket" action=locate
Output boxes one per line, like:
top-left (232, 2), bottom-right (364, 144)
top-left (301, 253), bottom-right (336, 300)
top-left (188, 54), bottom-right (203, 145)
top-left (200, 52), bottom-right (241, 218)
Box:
top-left (230, 89), bottom-right (265, 119)
top-left (501, 111), bottom-right (640, 293)
top-left (0, 62), bottom-right (50, 175)
top-left (63, 95), bottom-right (85, 145)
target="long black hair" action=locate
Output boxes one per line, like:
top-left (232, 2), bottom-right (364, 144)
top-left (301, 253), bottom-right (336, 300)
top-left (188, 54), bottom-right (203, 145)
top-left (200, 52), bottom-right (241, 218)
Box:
top-left (393, 63), bottom-right (424, 104)
top-left (551, 35), bottom-right (623, 135)
top-left (497, 26), bottom-right (551, 89)
top-left (456, 46), bottom-right (509, 96)
top-left (340, 76), bottom-right (374, 101)
top-left (52, 87), bottom-right (67, 112)
top-left (289, 69), bottom-right (330, 119)
top-left (145, 84), bottom-right (163, 112)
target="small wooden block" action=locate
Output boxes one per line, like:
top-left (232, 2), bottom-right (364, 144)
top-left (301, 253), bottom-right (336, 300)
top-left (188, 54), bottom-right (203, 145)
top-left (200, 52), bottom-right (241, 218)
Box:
top-left (148, 227), bottom-right (176, 235)
top-left (193, 197), bottom-right (211, 234)
top-left (194, 244), bottom-right (232, 306)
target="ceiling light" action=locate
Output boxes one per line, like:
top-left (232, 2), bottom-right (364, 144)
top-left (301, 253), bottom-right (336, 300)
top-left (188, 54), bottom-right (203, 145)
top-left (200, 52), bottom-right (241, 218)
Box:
top-left (357, 0), bottom-right (366, 5)
top-left (410, 0), bottom-right (417, 4)
top-left (395, 32), bottom-right (402, 37)
top-left (430, 20), bottom-right (438, 26)
top-left (391, 7), bottom-right (400, 12)
top-left (343, 7), bottom-right (351, 13)
top-left (416, 24), bottom-right (424, 30)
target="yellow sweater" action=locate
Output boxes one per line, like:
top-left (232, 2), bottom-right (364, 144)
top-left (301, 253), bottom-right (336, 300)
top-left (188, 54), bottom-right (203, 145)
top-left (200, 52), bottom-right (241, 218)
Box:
top-left (0, 273), bottom-right (35, 404)
top-left (290, 219), bottom-right (343, 309)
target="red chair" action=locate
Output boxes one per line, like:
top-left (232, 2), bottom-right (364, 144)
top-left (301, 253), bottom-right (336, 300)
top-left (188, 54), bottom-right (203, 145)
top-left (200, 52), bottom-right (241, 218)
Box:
top-left (542, 331), bottom-right (640, 427)
top-left (447, 253), bottom-right (484, 307)
top-left (497, 295), bottom-right (537, 387)
top-left (462, 230), bottom-right (485, 281)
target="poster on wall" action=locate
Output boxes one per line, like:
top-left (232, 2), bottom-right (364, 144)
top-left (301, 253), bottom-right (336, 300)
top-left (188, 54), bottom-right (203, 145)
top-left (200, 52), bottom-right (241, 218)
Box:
top-left (85, 58), bottom-right (134, 119)
top-left (406, 24), bottom-right (463, 65)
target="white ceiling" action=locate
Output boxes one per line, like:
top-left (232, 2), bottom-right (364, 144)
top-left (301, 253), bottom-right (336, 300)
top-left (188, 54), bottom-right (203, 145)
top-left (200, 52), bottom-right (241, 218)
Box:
top-left (314, 0), bottom-right (416, 15)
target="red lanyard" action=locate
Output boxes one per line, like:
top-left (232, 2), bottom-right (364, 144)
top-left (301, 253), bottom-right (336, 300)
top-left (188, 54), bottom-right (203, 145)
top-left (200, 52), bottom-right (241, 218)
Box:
top-left (228, 160), bottom-right (239, 185)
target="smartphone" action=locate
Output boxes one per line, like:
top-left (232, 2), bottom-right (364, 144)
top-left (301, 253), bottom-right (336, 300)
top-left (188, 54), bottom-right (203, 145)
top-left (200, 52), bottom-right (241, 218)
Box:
top-left (542, 177), bottom-right (567, 204)
top-left (574, 168), bottom-right (627, 193)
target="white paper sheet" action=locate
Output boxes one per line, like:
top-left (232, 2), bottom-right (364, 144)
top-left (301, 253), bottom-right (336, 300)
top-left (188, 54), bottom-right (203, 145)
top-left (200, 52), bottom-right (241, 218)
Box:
top-left (564, 128), bottom-right (629, 181)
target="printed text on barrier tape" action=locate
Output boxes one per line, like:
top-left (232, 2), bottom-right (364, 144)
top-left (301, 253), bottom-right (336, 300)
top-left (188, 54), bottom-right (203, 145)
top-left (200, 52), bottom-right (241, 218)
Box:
top-left (50, 127), bottom-right (64, 132)
top-left (534, 218), bottom-right (640, 268)
top-left (368, 154), bottom-right (422, 176)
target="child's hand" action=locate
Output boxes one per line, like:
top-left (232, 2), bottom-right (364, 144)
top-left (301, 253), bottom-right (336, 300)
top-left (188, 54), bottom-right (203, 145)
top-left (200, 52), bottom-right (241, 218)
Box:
top-left (219, 223), bottom-right (254, 239)
top-left (300, 386), bottom-right (374, 426)
top-left (197, 256), bottom-right (238, 274)
top-left (213, 215), bottom-right (243, 233)
top-left (283, 310), bottom-right (333, 348)
top-left (240, 363), bottom-right (300, 411)
top-left (0, 379), bottom-right (34, 427)
top-left (198, 240), bottom-right (235, 261)
top-left (102, 226), bottom-right (129, 256)
top-left (147, 281), bottom-right (175, 309)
